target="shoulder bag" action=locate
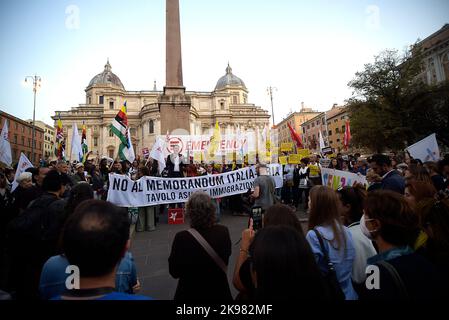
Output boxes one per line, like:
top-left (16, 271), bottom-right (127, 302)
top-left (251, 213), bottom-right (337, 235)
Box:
top-left (187, 228), bottom-right (228, 275)
top-left (313, 229), bottom-right (346, 300)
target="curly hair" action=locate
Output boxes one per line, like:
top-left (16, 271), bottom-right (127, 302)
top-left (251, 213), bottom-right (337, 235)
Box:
top-left (186, 191), bottom-right (217, 230)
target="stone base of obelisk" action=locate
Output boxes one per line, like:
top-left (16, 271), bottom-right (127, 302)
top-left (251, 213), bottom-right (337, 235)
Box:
top-left (159, 86), bottom-right (191, 134)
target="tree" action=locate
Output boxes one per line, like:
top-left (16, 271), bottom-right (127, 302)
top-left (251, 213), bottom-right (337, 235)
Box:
top-left (348, 45), bottom-right (449, 153)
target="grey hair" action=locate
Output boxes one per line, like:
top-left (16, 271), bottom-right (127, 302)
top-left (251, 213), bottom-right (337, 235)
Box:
top-left (185, 191), bottom-right (217, 230)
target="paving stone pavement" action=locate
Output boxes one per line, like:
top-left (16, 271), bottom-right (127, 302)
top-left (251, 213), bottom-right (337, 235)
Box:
top-left (130, 206), bottom-right (309, 300)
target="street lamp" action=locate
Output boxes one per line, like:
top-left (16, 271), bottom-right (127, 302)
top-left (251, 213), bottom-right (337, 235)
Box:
top-left (267, 86), bottom-right (277, 127)
top-left (24, 75), bottom-right (42, 164)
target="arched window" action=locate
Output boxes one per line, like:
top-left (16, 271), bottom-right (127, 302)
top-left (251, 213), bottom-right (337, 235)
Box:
top-left (149, 120), bottom-right (154, 134)
top-left (109, 128), bottom-right (114, 137)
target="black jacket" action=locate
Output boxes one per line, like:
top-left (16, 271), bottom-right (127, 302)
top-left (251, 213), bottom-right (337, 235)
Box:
top-left (168, 224), bottom-right (233, 301)
top-left (6, 192), bottom-right (65, 299)
top-left (359, 253), bottom-right (448, 300)
top-left (166, 154), bottom-right (186, 177)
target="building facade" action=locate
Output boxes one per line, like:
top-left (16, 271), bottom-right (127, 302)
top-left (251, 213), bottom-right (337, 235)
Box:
top-left (301, 104), bottom-right (349, 153)
top-left (52, 61), bottom-right (270, 159)
top-left (326, 105), bottom-right (349, 153)
top-left (0, 110), bottom-right (44, 164)
top-left (27, 120), bottom-right (55, 159)
top-left (301, 112), bottom-right (326, 153)
top-left (420, 24), bottom-right (449, 85)
top-left (276, 103), bottom-right (321, 145)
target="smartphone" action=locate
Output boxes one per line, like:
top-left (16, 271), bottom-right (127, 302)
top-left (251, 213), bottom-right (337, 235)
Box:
top-left (251, 206), bottom-right (263, 231)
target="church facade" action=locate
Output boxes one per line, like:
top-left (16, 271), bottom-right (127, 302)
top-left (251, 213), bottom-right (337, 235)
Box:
top-left (52, 60), bottom-right (270, 160)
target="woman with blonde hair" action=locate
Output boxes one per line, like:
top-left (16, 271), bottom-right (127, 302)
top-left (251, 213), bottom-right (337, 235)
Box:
top-left (306, 185), bottom-right (357, 300)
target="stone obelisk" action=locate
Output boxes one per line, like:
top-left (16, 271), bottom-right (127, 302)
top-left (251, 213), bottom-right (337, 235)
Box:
top-left (159, 0), bottom-right (191, 134)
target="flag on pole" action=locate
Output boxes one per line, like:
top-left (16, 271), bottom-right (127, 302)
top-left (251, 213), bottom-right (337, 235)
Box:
top-left (344, 120), bottom-right (351, 151)
top-left (0, 119), bottom-right (12, 166)
top-left (11, 153), bottom-right (33, 192)
top-left (118, 128), bottom-right (135, 163)
top-left (319, 130), bottom-right (326, 152)
top-left (55, 113), bottom-right (65, 160)
top-left (111, 101), bottom-right (129, 146)
top-left (287, 122), bottom-right (303, 149)
top-left (207, 120), bottom-right (221, 158)
top-left (81, 122), bottom-right (89, 163)
top-left (71, 122), bottom-right (83, 162)
top-left (150, 137), bottom-right (167, 174)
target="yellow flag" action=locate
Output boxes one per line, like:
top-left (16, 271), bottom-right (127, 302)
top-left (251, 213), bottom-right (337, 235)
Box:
top-left (208, 121), bottom-right (221, 158)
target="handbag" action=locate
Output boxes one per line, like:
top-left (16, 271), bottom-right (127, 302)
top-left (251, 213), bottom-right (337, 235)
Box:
top-left (187, 228), bottom-right (228, 275)
top-left (313, 229), bottom-right (346, 300)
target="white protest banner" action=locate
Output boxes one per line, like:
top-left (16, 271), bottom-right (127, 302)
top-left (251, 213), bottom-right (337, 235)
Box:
top-left (267, 163), bottom-right (283, 189)
top-left (107, 166), bottom-right (257, 207)
top-left (406, 133), bottom-right (440, 162)
top-left (321, 167), bottom-right (367, 190)
top-left (160, 134), bottom-right (248, 158)
top-left (11, 153), bottom-right (33, 192)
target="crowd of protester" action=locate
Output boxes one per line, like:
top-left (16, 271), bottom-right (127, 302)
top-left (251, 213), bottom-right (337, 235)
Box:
top-left (0, 150), bottom-right (448, 300)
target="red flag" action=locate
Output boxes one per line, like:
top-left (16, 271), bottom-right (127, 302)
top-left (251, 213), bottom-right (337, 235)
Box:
top-left (287, 122), bottom-right (303, 149)
top-left (344, 120), bottom-right (351, 151)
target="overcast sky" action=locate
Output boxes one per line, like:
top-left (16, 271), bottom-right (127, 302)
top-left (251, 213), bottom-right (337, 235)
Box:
top-left (1, 0), bottom-right (448, 125)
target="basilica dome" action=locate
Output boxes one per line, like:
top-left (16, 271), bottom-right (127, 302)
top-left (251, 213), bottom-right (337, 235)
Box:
top-left (215, 63), bottom-right (246, 91)
top-left (88, 60), bottom-right (125, 90)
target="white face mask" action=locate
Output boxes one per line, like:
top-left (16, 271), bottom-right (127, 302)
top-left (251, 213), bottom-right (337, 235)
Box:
top-left (360, 214), bottom-right (377, 240)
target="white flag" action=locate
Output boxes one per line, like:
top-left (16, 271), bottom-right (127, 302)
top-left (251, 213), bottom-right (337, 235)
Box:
top-left (319, 130), bottom-right (326, 152)
top-left (70, 122), bottom-right (83, 161)
top-left (11, 153), bottom-right (33, 192)
top-left (406, 133), bottom-right (440, 162)
top-left (120, 128), bottom-right (135, 163)
top-left (0, 119), bottom-right (12, 166)
top-left (150, 137), bottom-right (166, 174)
top-left (236, 124), bottom-right (246, 159)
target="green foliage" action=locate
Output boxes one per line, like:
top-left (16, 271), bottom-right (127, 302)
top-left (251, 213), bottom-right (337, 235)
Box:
top-left (348, 45), bottom-right (449, 152)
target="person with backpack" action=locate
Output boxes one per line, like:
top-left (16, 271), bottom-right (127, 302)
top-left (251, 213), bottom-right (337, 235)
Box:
top-left (305, 185), bottom-right (358, 300)
top-left (6, 170), bottom-right (66, 299)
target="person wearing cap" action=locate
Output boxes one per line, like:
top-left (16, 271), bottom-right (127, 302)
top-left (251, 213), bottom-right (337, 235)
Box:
top-left (71, 163), bottom-right (87, 184)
